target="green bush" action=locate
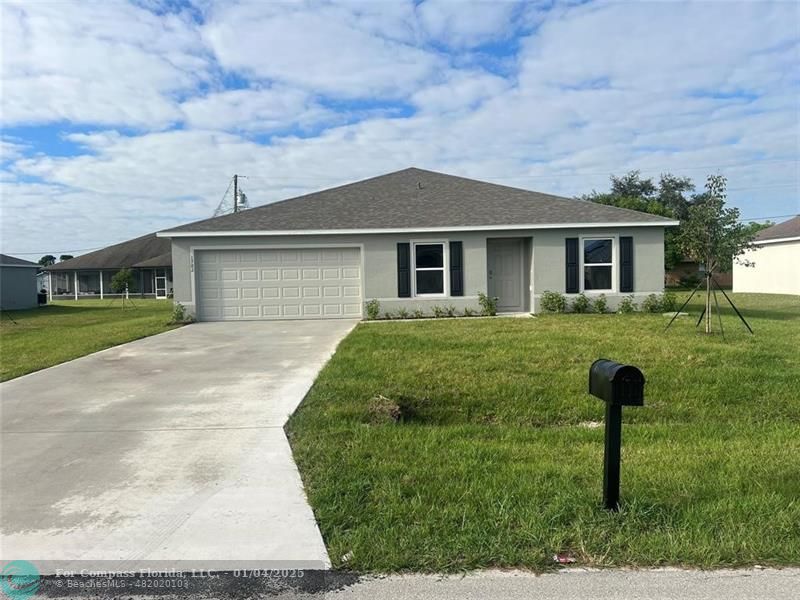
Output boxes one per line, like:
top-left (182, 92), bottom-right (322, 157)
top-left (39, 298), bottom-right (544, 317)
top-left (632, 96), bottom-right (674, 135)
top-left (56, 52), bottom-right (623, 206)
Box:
top-left (462, 307), bottom-right (476, 317)
top-left (540, 290), bottom-right (567, 313)
top-left (478, 292), bottom-right (498, 316)
top-left (445, 305), bottom-right (457, 317)
top-left (170, 302), bottom-right (193, 324)
top-left (571, 293), bottom-right (592, 313)
top-left (617, 294), bottom-right (637, 314)
top-left (365, 299), bottom-right (381, 320)
top-left (396, 308), bottom-right (409, 319)
top-left (594, 294), bottom-right (608, 314)
top-left (432, 305), bottom-right (447, 318)
top-left (382, 311), bottom-right (394, 320)
top-left (680, 274), bottom-right (701, 288)
top-left (661, 290), bottom-right (678, 312)
top-left (641, 293), bottom-right (662, 313)
top-left (412, 308), bottom-right (425, 319)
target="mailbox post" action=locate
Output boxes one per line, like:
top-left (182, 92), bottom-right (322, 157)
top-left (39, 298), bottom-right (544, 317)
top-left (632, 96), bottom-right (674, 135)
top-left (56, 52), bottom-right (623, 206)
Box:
top-left (589, 359), bottom-right (645, 511)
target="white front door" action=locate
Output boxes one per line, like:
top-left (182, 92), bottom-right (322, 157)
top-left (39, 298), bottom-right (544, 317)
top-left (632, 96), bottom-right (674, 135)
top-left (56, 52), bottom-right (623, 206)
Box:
top-left (487, 239), bottom-right (524, 312)
top-left (155, 269), bottom-right (168, 299)
top-left (195, 248), bottom-right (363, 321)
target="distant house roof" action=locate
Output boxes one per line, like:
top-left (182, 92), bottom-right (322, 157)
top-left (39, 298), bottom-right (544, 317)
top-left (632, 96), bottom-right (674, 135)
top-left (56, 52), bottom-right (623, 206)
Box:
top-left (160, 167), bottom-right (677, 236)
top-left (755, 216), bottom-right (800, 243)
top-left (133, 252), bottom-right (173, 268)
top-left (0, 254), bottom-right (39, 268)
top-left (44, 233), bottom-right (171, 271)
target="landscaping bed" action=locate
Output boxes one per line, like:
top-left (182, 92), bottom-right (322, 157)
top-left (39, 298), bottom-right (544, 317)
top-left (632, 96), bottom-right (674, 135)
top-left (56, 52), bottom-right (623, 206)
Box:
top-left (287, 293), bottom-right (800, 572)
top-left (0, 300), bottom-right (179, 381)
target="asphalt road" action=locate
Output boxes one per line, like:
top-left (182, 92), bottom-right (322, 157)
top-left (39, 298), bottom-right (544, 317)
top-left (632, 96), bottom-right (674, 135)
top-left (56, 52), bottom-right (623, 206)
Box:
top-left (29, 568), bottom-right (800, 599)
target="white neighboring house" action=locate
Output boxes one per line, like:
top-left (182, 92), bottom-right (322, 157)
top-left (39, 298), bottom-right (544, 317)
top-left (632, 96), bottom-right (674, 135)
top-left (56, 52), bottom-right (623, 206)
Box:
top-left (733, 216), bottom-right (800, 295)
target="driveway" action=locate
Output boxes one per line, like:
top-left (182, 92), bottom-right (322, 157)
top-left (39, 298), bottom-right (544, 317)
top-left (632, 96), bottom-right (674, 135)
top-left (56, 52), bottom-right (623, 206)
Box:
top-left (0, 320), bottom-right (357, 573)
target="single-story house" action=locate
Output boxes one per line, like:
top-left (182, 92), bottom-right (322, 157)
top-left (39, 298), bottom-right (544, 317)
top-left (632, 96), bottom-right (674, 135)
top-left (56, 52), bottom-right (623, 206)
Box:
top-left (0, 254), bottom-right (40, 310)
top-left (158, 168), bottom-right (678, 321)
top-left (733, 216), bottom-right (800, 295)
top-left (42, 233), bottom-right (173, 300)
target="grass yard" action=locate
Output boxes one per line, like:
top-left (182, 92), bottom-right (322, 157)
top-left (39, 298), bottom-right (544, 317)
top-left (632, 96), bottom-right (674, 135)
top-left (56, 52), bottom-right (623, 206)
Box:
top-left (0, 300), bottom-right (178, 381)
top-left (287, 293), bottom-right (800, 572)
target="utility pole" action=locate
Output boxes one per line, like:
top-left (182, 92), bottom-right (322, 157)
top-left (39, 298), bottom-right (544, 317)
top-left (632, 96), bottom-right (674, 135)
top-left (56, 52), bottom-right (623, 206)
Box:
top-left (233, 174), bottom-right (239, 213)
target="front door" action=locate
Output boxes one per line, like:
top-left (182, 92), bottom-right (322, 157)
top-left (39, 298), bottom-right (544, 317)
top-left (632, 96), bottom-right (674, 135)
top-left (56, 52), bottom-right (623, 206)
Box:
top-left (155, 269), bottom-right (167, 299)
top-left (487, 239), bottom-right (524, 312)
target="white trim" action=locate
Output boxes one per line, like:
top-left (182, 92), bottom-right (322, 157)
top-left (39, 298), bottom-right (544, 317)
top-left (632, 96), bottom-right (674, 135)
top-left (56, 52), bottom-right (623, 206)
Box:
top-left (73, 271), bottom-right (78, 301)
top-left (579, 236), bottom-right (617, 294)
top-left (411, 240), bottom-right (448, 298)
top-left (753, 236), bottom-right (800, 246)
top-left (48, 272), bottom-right (52, 301)
top-left (188, 243), bottom-right (365, 318)
top-left (99, 270), bottom-right (104, 299)
top-left (158, 221), bottom-right (679, 238)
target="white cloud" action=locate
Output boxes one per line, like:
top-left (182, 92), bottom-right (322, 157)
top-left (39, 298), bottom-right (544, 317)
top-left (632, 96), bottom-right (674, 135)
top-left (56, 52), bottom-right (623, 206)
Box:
top-left (180, 86), bottom-right (334, 131)
top-left (1, 1), bottom-right (208, 127)
top-left (416, 0), bottom-right (520, 48)
top-left (201, 2), bottom-right (445, 98)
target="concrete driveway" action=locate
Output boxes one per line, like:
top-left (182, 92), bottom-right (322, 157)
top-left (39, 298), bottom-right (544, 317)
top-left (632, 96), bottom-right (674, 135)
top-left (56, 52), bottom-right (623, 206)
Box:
top-left (0, 320), bottom-right (357, 573)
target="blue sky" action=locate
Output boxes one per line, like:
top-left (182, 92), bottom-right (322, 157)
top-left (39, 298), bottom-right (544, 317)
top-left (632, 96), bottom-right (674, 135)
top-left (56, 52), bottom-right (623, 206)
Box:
top-left (1, 0), bottom-right (798, 257)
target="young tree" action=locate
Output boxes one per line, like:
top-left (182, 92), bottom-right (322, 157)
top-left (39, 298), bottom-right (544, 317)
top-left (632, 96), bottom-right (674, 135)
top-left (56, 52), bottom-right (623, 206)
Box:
top-left (110, 268), bottom-right (135, 294)
top-left (59, 254), bottom-right (74, 262)
top-left (678, 175), bottom-right (757, 334)
top-left (38, 255), bottom-right (56, 266)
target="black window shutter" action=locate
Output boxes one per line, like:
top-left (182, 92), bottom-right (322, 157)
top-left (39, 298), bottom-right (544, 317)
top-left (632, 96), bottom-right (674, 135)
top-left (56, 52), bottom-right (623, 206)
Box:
top-left (565, 238), bottom-right (579, 293)
top-left (450, 241), bottom-right (463, 296)
top-left (397, 243), bottom-right (411, 298)
top-left (620, 236), bottom-right (634, 293)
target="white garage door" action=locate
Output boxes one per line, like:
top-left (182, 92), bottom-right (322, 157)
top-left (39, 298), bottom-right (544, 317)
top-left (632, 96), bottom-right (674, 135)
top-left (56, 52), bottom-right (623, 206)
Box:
top-left (195, 248), bottom-right (363, 321)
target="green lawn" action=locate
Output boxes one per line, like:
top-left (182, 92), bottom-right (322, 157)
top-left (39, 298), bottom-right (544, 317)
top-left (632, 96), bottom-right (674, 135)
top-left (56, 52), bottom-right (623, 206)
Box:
top-left (0, 300), bottom-right (178, 381)
top-left (287, 293), bottom-right (800, 572)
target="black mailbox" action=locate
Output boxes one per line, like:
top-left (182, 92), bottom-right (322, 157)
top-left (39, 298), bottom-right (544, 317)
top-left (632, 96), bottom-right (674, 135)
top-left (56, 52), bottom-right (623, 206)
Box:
top-left (589, 359), bottom-right (645, 406)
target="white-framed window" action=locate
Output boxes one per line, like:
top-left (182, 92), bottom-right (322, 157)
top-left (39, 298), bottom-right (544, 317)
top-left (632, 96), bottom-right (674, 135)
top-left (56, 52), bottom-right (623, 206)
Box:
top-left (412, 241), bottom-right (448, 296)
top-left (581, 237), bottom-right (615, 292)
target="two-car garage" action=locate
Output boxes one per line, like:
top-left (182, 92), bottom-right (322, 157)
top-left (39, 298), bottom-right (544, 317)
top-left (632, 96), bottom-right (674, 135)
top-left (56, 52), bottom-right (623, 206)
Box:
top-left (195, 247), bottom-right (363, 321)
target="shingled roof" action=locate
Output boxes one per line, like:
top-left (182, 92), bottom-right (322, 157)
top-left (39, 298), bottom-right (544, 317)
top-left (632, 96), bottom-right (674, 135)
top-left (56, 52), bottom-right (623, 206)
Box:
top-left (755, 216), bottom-right (800, 242)
top-left (160, 168), bottom-right (676, 235)
top-left (0, 254), bottom-right (39, 267)
top-left (44, 233), bottom-right (171, 271)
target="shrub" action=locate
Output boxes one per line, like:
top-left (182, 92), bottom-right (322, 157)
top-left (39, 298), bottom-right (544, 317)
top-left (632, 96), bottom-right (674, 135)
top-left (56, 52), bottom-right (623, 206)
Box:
top-left (445, 304), bottom-right (457, 317)
top-left (641, 293), bottom-right (662, 313)
top-left (382, 311), bottom-right (394, 320)
top-left (661, 290), bottom-right (678, 312)
top-left (396, 308), bottom-right (409, 320)
top-left (432, 305), bottom-right (446, 318)
top-left (110, 268), bottom-right (135, 294)
top-left (679, 274), bottom-right (702, 288)
top-left (617, 294), bottom-right (637, 314)
top-left (462, 307), bottom-right (476, 317)
top-left (571, 293), bottom-right (592, 313)
top-left (365, 299), bottom-right (381, 320)
top-left (594, 294), bottom-right (608, 314)
top-left (170, 302), bottom-right (188, 323)
top-left (540, 290), bottom-right (567, 313)
top-left (478, 292), bottom-right (499, 316)
top-left (412, 308), bottom-right (425, 319)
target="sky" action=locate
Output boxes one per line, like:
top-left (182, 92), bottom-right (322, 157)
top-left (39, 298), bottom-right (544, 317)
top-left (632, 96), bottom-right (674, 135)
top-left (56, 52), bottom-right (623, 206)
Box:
top-left (1, 0), bottom-right (798, 258)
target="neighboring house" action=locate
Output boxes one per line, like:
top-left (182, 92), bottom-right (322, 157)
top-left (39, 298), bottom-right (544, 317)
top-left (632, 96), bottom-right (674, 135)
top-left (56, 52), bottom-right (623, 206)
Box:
top-left (158, 168), bottom-right (678, 321)
top-left (0, 254), bottom-right (39, 310)
top-left (733, 216), bottom-right (800, 295)
top-left (666, 259), bottom-right (732, 288)
top-left (42, 233), bottom-right (173, 300)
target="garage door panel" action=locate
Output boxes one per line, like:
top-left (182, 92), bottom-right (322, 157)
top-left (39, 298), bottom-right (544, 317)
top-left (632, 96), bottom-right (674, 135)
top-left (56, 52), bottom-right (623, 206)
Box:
top-left (196, 248), bottom-right (362, 321)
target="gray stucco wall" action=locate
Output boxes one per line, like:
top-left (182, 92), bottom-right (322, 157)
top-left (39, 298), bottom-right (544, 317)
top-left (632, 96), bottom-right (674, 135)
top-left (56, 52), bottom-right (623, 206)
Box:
top-left (0, 266), bottom-right (39, 310)
top-left (169, 226), bottom-right (665, 317)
